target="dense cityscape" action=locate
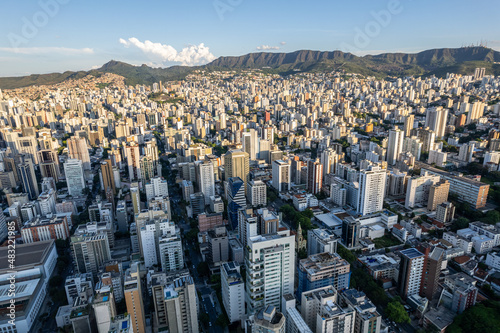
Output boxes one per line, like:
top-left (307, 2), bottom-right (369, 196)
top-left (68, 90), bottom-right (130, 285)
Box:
top-left (0, 65), bottom-right (500, 333)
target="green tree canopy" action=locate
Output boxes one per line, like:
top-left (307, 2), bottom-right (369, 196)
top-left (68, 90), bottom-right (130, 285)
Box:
top-left (386, 299), bottom-right (410, 324)
top-left (447, 301), bottom-right (500, 333)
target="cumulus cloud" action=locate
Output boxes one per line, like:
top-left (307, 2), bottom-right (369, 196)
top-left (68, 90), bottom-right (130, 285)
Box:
top-left (119, 37), bottom-right (216, 66)
top-left (0, 47), bottom-right (94, 55)
top-left (256, 45), bottom-right (280, 50)
top-left (280, 41), bottom-right (286, 45)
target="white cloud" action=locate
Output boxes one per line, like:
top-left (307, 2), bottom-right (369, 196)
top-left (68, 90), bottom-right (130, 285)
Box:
top-left (119, 37), bottom-right (216, 66)
top-left (0, 47), bottom-right (94, 55)
top-left (280, 41), bottom-right (286, 45)
top-left (256, 45), bottom-right (280, 51)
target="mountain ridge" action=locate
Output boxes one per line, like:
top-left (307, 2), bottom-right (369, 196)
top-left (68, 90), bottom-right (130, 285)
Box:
top-left (1, 46), bottom-right (499, 89)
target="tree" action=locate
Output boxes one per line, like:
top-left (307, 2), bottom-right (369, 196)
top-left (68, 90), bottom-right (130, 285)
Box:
top-left (485, 210), bottom-right (500, 224)
top-left (199, 313), bottom-right (210, 326)
top-left (386, 299), bottom-right (410, 324)
top-left (447, 301), bottom-right (500, 332)
top-left (451, 217), bottom-right (470, 232)
top-left (215, 314), bottom-right (229, 327)
top-left (197, 262), bottom-right (210, 278)
top-left (298, 248), bottom-right (308, 259)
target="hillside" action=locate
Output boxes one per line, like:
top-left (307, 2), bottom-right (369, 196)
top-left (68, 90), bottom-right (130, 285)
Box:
top-left (1, 46), bottom-right (499, 89)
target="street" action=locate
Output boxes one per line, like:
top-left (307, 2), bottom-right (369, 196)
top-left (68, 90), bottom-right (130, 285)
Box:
top-left (166, 162), bottom-right (226, 332)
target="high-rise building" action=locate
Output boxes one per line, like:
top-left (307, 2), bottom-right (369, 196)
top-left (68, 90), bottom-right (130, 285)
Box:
top-left (427, 180), bottom-right (450, 211)
top-left (436, 202), bottom-right (455, 225)
top-left (247, 180), bottom-right (267, 207)
top-left (92, 287), bottom-right (117, 333)
top-left (238, 209), bottom-right (258, 249)
top-left (248, 306), bottom-right (286, 333)
top-left (320, 148), bottom-right (340, 177)
top-left (38, 149), bottom-right (61, 182)
top-left (300, 286), bottom-right (338, 333)
top-left (441, 272), bottom-right (478, 314)
top-left (100, 159), bottom-right (116, 196)
top-left (339, 289), bottom-right (382, 333)
top-left (307, 229), bottom-right (338, 255)
top-left (64, 159), bottom-right (86, 197)
top-left (387, 127), bottom-right (404, 165)
top-left (207, 226), bottom-right (229, 265)
top-left (403, 114), bottom-right (415, 137)
top-left (21, 216), bottom-right (70, 243)
top-left (405, 172), bottom-right (441, 209)
top-left (151, 273), bottom-right (199, 333)
top-left (297, 252), bottom-right (351, 299)
top-left (65, 273), bottom-right (93, 306)
top-left (72, 233), bottom-right (111, 278)
top-left (417, 128), bottom-right (436, 153)
top-left (474, 67), bottom-right (485, 81)
top-left (124, 263), bottom-right (146, 333)
top-left (18, 155), bottom-right (39, 200)
top-left (246, 230), bottom-right (295, 314)
top-left (228, 177), bottom-right (246, 229)
top-left (221, 262), bottom-right (245, 323)
top-left (145, 176), bottom-right (169, 201)
top-left (342, 217), bottom-right (360, 249)
top-left (417, 244), bottom-right (445, 300)
top-left (159, 234), bottom-right (184, 272)
top-left (356, 165), bottom-right (386, 216)
top-left (130, 183), bottom-right (141, 215)
top-left (243, 128), bottom-right (259, 160)
top-left (124, 142), bottom-right (141, 181)
top-left (68, 137), bottom-right (91, 171)
top-left (198, 212), bottom-right (225, 232)
top-left (224, 149), bottom-right (250, 190)
top-left (419, 165), bottom-right (489, 209)
top-left (190, 192), bottom-right (205, 216)
top-left (196, 160), bottom-right (215, 203)
top-left (458, 142), bottom-right (475, 162)
top-left (116, 200), bottom-right (128, 232)
top-left (398, 248), bottom-right (425, 299)
top-left (272, 160), bottom-right (291, 192)
top-left (140, 219), bottom-right (178, 269)
top-left (316, 299), bottom-right (355, 333)
top-left (402, 136), bottom-right (422, 161)
top-left (307, 159), bottom-right (323, 194)
top-left (466, 101), bottom-right (485, 124)
top-left (425, 107), bottom-right (448, 139)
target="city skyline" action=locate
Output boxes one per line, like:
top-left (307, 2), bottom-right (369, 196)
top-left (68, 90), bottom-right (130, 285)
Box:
top-left (1, 0), bottom-right (499, 76)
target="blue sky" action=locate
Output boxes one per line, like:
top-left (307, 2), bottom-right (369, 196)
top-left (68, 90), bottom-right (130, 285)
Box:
top-left (0, 0), bottom-right (499, 76)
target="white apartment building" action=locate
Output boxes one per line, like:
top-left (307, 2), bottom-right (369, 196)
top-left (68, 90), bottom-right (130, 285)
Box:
top-left (443, 232), bottom-right (473, 253)
top-left (197, 160), bottom-right (215, 203)
top-left (357, 165), bottom-right (386, 216)
top-left (222, 262), bottom-right (245, 323)
top-left (485, 252), bottom-right (500, 271)
top-left (405, 172), bottom-right (441, 208)
top-left (159, 235), bottom-right (184, 272)
top-left (246, 230), bottom-right (295, 314)
top-left (272, 160), bottom-right (291, 192)
top-left (247, 180), bottom-right (267, 207)
top-left (307, 229), bottom-right (338, 255)
top-left (145, 177), bottom-right (169, 201)
top-left (64, 158), bottom-right (86, 197)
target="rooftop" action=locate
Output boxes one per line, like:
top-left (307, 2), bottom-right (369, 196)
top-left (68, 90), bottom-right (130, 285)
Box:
top-left (400, 248), bottom-right (424, 259)
top-left (0, 240), bottom-right (54, 272)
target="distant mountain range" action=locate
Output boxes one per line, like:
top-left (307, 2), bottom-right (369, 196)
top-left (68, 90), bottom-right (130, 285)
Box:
top-left (1, 46), bottom-right (500, 89)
